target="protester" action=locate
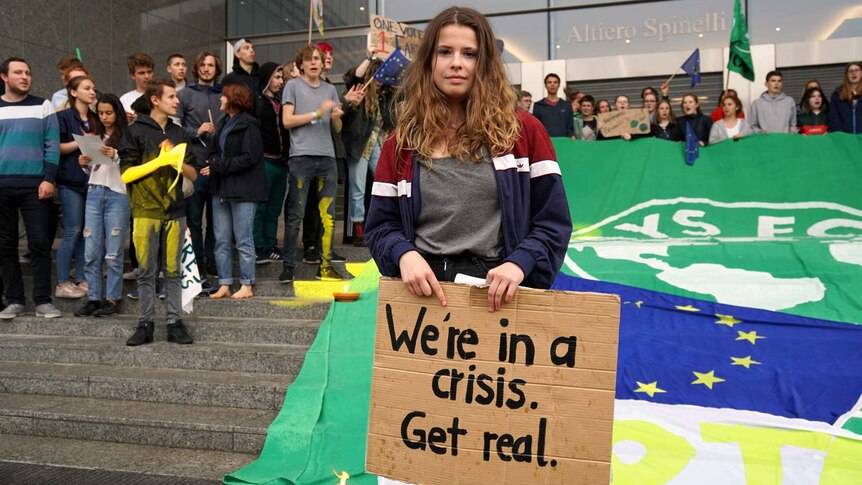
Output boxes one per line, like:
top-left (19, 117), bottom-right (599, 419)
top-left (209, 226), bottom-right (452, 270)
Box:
top-left (676, 93), bottom-right (712, 146)
top-left (642, 91), bottom-right (658, 122)
top-left (614, 94), bottom-right (630, 111)
top-left (517, 90), bottom-right (532, 112)
top-left (279, 44), bottom-right (346, 283)
top-left (204, 83), bottom-right (265, 299)
top-left (532, 73), bottom-right (573, 138)
top-left (651, 99), bottom-right (677, 140)
top-left (166, 54), bottom-right (187, 90)
top-left (74, 94), bottom-right (130, 317)
top-left (51, 56), bottom-right (85, 109)
top-left (120, 53), bottom-right (155, 122)
top-left (709, 93), bottom-right (751, 144)
top-left (577, 94), bottom-right (598, 141)
top-left (222, 39), bottom-right (260, 110)
top-left (365, 7), bottom-right (572, 312)
top-left (828, 62), bottom-right (861, 134)
top-left (178, 51), bottom-right (224, 281)
top-left (798, 87), bottom-right (830, 135)
top-left (253, 62), bottom-right (289, 262)
top-left (119, 78), bottom-right (197, 346)
top-left (749, 70), bottom-right (797, 133)
top-left (710, 89), bottom-right (745, 122)
top-left (597, 99), bottom-right (611, 113)
top-left (0, 57), bottom-right (61, 319)
top-left (55, 75), bottom-right (101, 299)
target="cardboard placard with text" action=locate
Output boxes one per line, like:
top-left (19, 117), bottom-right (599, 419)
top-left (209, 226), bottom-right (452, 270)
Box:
top-left (367, 279), bottom-right (621, 485)
top-left (597, 108), bottom-right (651, 138)
top-left (369, 14), bottom-right (424, 62)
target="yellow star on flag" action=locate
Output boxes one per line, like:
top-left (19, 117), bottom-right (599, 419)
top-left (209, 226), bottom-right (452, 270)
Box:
top-left (731, 356), bottom-right (761, 369)
top-left (736, 330), bottom-right (766, 344)
top-left (634, 381), bottom-right (666, 398)
top-left (676, 305), bottom-right (699, 312)
top-left (715, 314), bottom-right (742, 327)
top-left (691, 370), bottom-right (725, 389)
top-left (635, 301), bottom-right (643, 308)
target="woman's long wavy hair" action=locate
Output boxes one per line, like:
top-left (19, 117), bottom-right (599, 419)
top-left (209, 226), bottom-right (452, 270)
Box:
top-left (838, 62), bottom-right (861, 102)
top-left (395, 6), bottom-right (519, 163)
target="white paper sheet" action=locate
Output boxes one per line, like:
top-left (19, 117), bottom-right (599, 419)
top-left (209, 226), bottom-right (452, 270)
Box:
top-left (73, 134), bottom-right (113, 165)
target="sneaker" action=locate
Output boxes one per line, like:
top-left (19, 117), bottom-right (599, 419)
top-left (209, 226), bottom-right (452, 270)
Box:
top-left (205, 261), bottom-right (218, 278)
top-left (76, 281), bottom-right (89, 293)
top-left (353, 222), bottom-right (366, 247)
top-left (126, 320), bottom-right (154, 346)
top-left (317, 266), bottom-right (347, 281)
top-left (255, 254), bottom-right (271, 265)
top-left (74, 300), bottom-right (102, 317)
top-left (35, 303), bottom-right (62, 318)
top-left (157, 283), bottom-right (165, 300)
top-left (268, 248), bottom-right (283, 262)
top-left (330, 251), bottom-right (347, 263)
top-left (55, 281), bottom-right (87, 299)
top-left (302, 247), bottom-right (321, 264)
top-left (93, 300), bottom-right (119, 317)
top-left (126, 289), bottom-right (139, 300)
top-left (123, 268), bottom-right (140, 281)
top-left (0, 303), bottom-right (24, 320)
top-left (279, 267), bottom-right (294, 284)
top-left (167, 320), bottom-right (194, 344)
top-left (197, 280), bottom-right (217, 298)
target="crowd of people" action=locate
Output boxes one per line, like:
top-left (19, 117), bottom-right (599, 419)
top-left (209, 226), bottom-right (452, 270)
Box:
top-left (0, 15), bottom-right (858, 347)
top-left (520, 61), bottom-right (862, 145)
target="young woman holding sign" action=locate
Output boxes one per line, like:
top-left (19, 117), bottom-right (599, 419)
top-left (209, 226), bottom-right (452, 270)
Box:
top-left (365, 6), bottom-right (572, 312)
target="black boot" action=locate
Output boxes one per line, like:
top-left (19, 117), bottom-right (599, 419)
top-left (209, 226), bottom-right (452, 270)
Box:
top-left (167, 319), bottom-right (194, 344)
top-left (126, 320), bottom-right (154, 346)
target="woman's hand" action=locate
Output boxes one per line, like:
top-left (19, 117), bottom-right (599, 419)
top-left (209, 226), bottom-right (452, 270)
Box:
top-left (78, 154), bottom-right (91, 168)
top-left (200, 160), bottom-right (210, 177)
top-left (399, 251), bottom-right (446, 306)
top-left (486, 262), bottom-right (524, 312)
top-left (99, 146), bottom-right (117, 159)
top-left (345, 84), bottom-right (366, 108)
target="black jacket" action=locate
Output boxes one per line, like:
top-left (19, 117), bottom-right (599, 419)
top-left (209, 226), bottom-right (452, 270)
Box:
top-left (209, 112), bottom-right (267, 203)
top-left (56, 108), bottom-right (91, 193)
top-left (222, 58), bottom-right (262, 117)
top-left (673, 114), bottom-right (713, 145)
top-left (532, 98), bottom-right (574, 137)
top-left (257, 62), bottom-right (289, 162)
top-left (119, 114), bottom-right (193, 220)
top-left (341, 74), bottom-right (396, 161)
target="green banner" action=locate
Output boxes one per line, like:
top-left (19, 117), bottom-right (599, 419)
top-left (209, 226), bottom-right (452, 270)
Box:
top-left (557, 133), bottom-right (862, 324)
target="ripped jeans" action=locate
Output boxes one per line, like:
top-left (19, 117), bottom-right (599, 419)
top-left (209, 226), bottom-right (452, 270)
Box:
top-left (83, 185), bottom-right (130, 301)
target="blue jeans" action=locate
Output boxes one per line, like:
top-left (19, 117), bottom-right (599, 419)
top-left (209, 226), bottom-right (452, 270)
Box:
top-left (57, 186), bottom-right (86, 283)
top-left (212, 197), bottom-right (256, 286)
top-left (83, 185), bottom-right (130, 301)
top-left (349, 140), bottom-right (381, 222)
top-left (282, 155), bottom-right (337, 268)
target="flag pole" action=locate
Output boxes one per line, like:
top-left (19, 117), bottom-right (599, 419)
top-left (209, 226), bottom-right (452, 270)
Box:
top-left (724, 69), bottom-right (731, 91)
top-left (308, 0), bottom-right (313, 45)
top-left (664, 67), bottom-right (682, 87)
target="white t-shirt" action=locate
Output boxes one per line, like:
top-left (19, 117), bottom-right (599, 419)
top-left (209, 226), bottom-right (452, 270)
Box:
top-left (725, 120), bottom-right (741, 138)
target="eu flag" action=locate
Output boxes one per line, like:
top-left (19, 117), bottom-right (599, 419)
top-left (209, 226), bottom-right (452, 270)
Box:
top-left (552, 274), bottom-right (862, 427)
top-left (373, 47), bottom-right (410, 86)
top-left (681, 48), bottom-right (701, 87)
top-left (685, 121), bottom-right (699, 166)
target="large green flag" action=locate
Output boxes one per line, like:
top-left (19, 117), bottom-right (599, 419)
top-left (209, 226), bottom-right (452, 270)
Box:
top-left (727, 0), bottom-right (755, 81)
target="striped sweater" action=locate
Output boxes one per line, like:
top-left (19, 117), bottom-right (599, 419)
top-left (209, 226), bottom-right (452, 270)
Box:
top-left (0, 95), bottom-right (60, 188)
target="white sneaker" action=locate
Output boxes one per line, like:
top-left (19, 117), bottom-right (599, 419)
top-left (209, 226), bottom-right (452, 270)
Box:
top-left (35, 303), bottom-right (62, 318)
top-left (76, 281), bottom-right (89, 293)
top-left (55, 281), bottom-right (86, 299)
top-left (0, 303), bottom-right (24, 320)
top-left (123, 268), bottom-right (140, 281)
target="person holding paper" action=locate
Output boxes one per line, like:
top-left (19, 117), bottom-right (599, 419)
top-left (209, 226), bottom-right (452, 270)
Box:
top-left (365, 7), bottom-right (572, 312)
top-left (55, 75), bottom-right (100, 300)
top-left (120, 78), bottom-right (197, 346)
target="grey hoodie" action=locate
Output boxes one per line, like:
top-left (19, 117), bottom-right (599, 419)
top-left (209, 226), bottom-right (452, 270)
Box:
top-left (749, 92), bottom-right (797, 133)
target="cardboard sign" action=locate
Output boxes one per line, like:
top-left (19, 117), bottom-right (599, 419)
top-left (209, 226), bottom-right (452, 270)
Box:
top-left (367, 279), bottom-right (621, 485)
top-left (597, 108), bottom-right (651, 137)
top-left (369, 14), bottom-right (423, 62)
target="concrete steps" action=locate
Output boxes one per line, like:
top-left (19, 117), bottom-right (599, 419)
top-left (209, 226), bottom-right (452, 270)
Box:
top-left (1, 243), bottom-right (372, 482)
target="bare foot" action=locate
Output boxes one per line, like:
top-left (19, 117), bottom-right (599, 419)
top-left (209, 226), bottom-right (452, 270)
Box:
top-left (231, 285), bottom-right (254, 299)
top-left (209, 285), bottom-right (232, 299)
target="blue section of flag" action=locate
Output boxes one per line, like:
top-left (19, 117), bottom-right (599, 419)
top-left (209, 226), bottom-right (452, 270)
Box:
top-left (681, 48), bottom-right (701, 87)
top-left (551, 274), bottom-right (862, 426)
top-left (373, 47), bottom-right (410, 86)
top-left (685, 122), bottom-right (699, 166)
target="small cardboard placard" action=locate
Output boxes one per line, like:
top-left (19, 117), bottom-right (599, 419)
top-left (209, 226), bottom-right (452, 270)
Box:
top-left (369, 14), bottom-right (424, 62)
top-left (367, 279), bottom-right (621, 485)
top-left (597, 108), bottom-right (651, 138)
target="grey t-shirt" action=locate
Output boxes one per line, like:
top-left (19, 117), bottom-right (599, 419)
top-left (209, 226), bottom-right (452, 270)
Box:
top-left (282, 77), bottom-right (340, 158)
top-left (414, 155), bottom-right (504, 259)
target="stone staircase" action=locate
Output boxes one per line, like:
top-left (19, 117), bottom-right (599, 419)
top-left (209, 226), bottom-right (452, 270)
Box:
top-left (0, 246), bottom-right (370, 484)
